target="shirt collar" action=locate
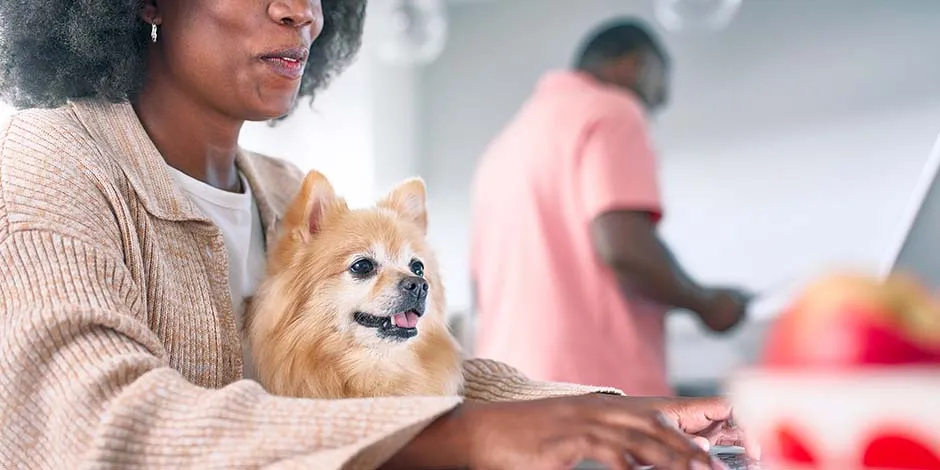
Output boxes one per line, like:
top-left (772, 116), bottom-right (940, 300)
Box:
top-left (69, 99), bottom-right (283, 238)
top-left (537, 69), bottom-right (647, 110)
top-left (536, 69), bottom-right (598, 91)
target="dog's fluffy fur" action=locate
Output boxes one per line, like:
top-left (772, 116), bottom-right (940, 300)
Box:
top-left (245, 170), bottom-right (463, 399)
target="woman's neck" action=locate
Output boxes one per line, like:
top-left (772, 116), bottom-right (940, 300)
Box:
top-left (133, 81), bottom-right (245, 193)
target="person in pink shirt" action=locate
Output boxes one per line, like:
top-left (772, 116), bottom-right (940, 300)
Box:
top-left (471, 18), bottom-right (751, 396)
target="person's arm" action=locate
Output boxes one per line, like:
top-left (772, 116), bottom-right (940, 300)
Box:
top-left (576, 107), bottom-right (710, 312)
top-left (0, 116), bottom-right (462, 468)
top-left (460, 358), bottom-right (622, 402)
top-left (0, 229), bottom-right (461, 469)
top-left (591, 210), bottom-right (710, 311)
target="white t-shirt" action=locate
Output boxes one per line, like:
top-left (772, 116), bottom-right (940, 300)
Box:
top-left (167, 167), bottom-right (266, 380)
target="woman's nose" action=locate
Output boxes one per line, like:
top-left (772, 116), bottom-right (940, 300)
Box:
top-left (268, 0), bottom-right (320, 28)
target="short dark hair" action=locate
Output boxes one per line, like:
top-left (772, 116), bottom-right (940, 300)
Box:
top-left (0, 0), bottom-right (366, 111)
top-left (574, 18), bottom-right (668, 71)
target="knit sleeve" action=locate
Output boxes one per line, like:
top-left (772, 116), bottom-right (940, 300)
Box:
top-left (0, 229), bottom-right (460, 469)
top-left (460, 358), bottom-right (624, 402)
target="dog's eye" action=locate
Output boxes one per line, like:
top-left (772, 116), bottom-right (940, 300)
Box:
top-left (349, 258), bottom-right (376, 276)
top-left (410, 260), bottom-right (425, 277)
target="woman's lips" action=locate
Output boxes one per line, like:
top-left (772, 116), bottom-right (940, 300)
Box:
top-left (261, 56), bottom-right (305, 80)
top-left (259, 47), bottom-right (308, 81)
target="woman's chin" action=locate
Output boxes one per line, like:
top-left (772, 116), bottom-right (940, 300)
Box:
top-left (246, 110), bottom-right (291, 123)
top-left (242, 94), bottom-right (300, 122)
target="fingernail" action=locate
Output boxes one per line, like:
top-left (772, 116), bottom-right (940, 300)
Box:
top-left (691, 436), bottom-right (711, 451)
top-left (692, 462), bottom-right (711, 470)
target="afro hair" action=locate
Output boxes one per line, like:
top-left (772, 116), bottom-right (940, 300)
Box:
top-left (574, 18), bottom-right (668, 72)
top-left (0, 1), bottom-right (366, 111)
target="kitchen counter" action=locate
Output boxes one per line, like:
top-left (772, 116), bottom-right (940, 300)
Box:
top-left (667, 313), bottom-right (778, 393)
top-left (448, 293), bottom-right (786, 393)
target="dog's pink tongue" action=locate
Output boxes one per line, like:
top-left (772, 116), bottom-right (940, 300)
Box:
top-left (392, 312), bottom-right (419, 328)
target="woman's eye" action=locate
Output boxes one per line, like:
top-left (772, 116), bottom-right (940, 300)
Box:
top-left (410, 260), bottom-right (425, 277)
top-left (349, 258), bottom-right (376, 276)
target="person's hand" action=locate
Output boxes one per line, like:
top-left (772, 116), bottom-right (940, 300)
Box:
top-left (628, 396), bottom-right (760, 459)
top-left (382, 394), bottom-right (734, 470)
top-left (696, 287), bottom-right (752, 333)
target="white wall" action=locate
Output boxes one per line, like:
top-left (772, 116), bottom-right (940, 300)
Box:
top-left (412, 0), bottom-right (940, 382)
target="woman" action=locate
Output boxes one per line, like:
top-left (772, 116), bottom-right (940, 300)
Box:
top-left (0, 1), bottom-right (747, 469)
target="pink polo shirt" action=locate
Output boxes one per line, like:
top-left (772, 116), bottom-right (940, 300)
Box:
top-left (470, 70), bottom-right (672, 396)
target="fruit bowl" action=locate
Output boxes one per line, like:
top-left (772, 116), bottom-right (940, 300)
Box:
top-left (728, 272), bottom-right (940, 470)
top-left (730, 369), bottom-right (940, 469)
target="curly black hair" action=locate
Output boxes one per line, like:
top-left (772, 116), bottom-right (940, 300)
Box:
top-left (574, 18), bottom-right (669, 72)
top-left (0, 1), bottom-right (366, 110)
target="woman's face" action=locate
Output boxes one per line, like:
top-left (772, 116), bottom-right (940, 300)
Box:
top-left (144, 0), bottom-right (324, 121)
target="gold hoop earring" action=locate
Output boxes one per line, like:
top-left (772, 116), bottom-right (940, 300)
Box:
top-left (151, 23), bottom-right (158, 43)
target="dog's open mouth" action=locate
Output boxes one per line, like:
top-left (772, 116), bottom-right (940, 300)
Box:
top-left (354, 310), bottom-right (422, 340)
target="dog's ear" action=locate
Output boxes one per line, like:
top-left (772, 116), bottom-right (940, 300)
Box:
top-left (380, 177), bottom-right (428, 233)
top-left (284, 170), bottom-right (342, 240)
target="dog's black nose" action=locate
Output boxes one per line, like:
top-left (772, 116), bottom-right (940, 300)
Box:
top-left (399, 276), bottom-right (429, 299)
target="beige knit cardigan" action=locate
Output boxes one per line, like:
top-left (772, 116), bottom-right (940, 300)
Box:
top-left (0, 100), bottom-right (617, 469)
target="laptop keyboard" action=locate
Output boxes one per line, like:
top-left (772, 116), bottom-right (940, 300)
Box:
top-left (716, 451), bottom-right (763, 469)
top-left (574, 454), bottom-right (762, 469)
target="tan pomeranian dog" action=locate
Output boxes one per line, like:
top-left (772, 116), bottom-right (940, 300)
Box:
top-left (245, 170), bottom-right (463, 399)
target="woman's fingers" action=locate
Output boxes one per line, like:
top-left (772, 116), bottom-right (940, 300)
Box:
top-left (637, 396), bottom-right (760, 461)
top-left (618, 426), bottom-right (713, 469)
top-left (451, 396), bottom-right (751, 470)
top-left (599, 413), bottom-right (714, 469)
top-left (710, 414), bottom-right (761, 459)
top-left (690, 436), bottom-right (711, 451)
top-left (570, 397), bottom-right (717, 468)
top-left (552, 421), bottom-right (714, 470)
top-left (550, 431), bottom-right (633, 470)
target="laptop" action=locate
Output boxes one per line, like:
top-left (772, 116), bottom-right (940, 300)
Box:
top-left (575, 446), bottom-right (755, 469)
top-left (879, 129), bottom-right (940, 287)
top-left (747, 128), bottom-right (940, 318)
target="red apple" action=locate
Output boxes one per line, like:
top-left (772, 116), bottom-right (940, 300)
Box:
top-left (763, 273), bottom-right (940, 368)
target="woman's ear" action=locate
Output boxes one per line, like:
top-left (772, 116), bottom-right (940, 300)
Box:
top-left (140, 0), bottom-right (161, 25)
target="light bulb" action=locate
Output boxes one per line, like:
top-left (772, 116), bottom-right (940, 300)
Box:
top-left (372, 0), bottom-right (448, 66)
top-left (653, 0), bottom-right (743, 32)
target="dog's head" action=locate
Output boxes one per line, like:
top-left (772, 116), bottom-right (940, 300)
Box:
top-left (268, 170), bottom-right (447, 348)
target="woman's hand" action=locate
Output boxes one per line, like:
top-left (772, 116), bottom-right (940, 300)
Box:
top-left (630, 396), bottom-right (759, 459)
top-left (382, 394), bottom-right (741, 470)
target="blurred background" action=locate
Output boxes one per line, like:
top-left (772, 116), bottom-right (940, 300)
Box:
top-left (249, 0), bottom-right (940, 395)
top-left (8, 0), bottom-right (936, 395)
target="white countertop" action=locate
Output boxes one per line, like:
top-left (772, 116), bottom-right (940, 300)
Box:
top-left (447, 284), bottom-right (795, 387)
top-left (666, 278), bottom-right (800, 384)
